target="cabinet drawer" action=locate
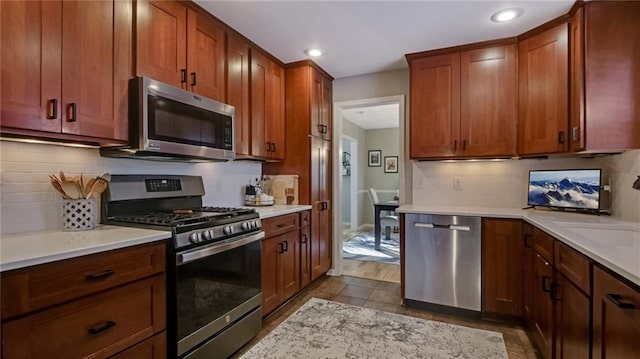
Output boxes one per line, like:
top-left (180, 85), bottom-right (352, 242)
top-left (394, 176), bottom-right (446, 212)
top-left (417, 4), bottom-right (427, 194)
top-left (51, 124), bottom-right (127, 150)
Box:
top-left (554, 241), bottom-right (591, 294)
top-left (263, 213), bottom-right (299, 237)
top-left (111, 331), bottom-right (166, 359)
top-left (532, 228), bottom-right (554, 263)
top-left (2, 275), bottom-right (165, 358)
top-left (1, 242), bottom-right (165, 320)
top-left (300, 210), bottom-right (311, 227)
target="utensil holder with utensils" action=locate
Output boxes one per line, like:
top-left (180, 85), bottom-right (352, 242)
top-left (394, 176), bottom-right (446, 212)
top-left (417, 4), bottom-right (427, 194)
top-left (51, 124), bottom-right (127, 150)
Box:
top-left (62, 199), bottom-right (97, 231)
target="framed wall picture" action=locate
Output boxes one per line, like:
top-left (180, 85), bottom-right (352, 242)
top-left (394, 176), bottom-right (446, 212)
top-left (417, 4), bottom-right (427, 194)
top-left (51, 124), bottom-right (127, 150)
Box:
top-left (384, 156), bottom-right (398, 173)
top-left (368, 150), bottom-right (381, 167)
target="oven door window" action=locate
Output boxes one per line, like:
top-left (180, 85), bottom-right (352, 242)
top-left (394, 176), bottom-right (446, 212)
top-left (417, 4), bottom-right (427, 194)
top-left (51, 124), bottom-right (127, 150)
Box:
top-left (147, 94), bottom-right (231, 150)
top-left (176, 238), bottom-right (261, 342)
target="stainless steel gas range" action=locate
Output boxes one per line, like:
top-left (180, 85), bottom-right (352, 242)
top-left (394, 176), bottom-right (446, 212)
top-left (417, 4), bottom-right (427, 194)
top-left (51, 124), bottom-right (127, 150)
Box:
top-left (102, 175), bottom-right (263, 359)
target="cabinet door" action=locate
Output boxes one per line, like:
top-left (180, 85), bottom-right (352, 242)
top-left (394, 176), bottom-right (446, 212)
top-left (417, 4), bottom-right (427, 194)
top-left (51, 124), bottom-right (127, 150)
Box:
top-left (569, 7), bottom-right (585, 152)
top-left (481, 218), bottom-right (523, 316)
top-left (321, 75), bottom-right (333, 140)
top-left (261, 235), bottom-right (281, 316)
top-left (310, 68), bottom-right (323, 138)
top-left (532, 252), bottom-right (554, 359)
top-left (135, 0), bottom-right (186, 89)
top-left (310, 69), bottom-right (332, 140)
top-left (554, 272), bottom-right (590, 359)
top-left (227, 33), bottom-right (251, 156)
top-left (311, 137), bottom-right (331, 280)
top-left (61, 0), bottom-right (116, 139)
top-left (522, 225), bottom-right (534, 327)
top-left (518, 23), bottom-right (569, 155)
top-left (409, 53), bottom-right (460, 158)
top-left (111, 331), bottom-right (166, 359)
top-left (300, 224), bottom-right (311, 288)
top-left (186, 9), bottom-right (225, 102)
top-left (1, 0), bottom-right (61, 133)
top-left (461, 45), bottom-right (516, 157)
top-left (280, 230), bottom-right (300, 300)
top-left (250, 50), bottom-right (270, 158)
top-left (267, 62), bottom-right (285, 160)
top-left (593, 266), bottom-right (640, 359)
top-left (583, 2), bottom-right (640, 150)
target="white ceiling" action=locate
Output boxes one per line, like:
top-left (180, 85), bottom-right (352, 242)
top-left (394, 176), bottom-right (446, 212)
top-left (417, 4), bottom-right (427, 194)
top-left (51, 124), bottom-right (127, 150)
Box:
top-left (194, 0), bottom-right (574, 79)
top-left (342, 104), bottom-right (399, 129)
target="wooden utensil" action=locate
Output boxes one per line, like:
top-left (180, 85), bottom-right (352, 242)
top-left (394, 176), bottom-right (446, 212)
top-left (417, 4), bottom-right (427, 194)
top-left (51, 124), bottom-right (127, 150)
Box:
top-left (50, 177), bottom-right (70, 199)
top-left (61, 181), bottom-right (82, 199)
top-left (84, 177), bottom-right (96, 199)
top-left (59, 171), bottom-right (67, 182)
top-left (87, 177), bottom-right (108, 199)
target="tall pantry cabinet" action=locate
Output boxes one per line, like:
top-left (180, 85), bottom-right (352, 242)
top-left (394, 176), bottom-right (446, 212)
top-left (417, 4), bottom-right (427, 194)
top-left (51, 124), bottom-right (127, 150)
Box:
top-left (264, 60), bottom-right (333, 282)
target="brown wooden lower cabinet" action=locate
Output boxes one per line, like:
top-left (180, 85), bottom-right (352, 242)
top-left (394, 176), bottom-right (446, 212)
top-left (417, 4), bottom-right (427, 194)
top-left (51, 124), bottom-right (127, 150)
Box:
top-left (2, 275), bottom-right (165, 358)
top-left (522, 223), bottom-right (534, 328)
top-left (481, 218), bottom-right (523, 317)
top-left (531, 252), bottom-right (554, 359)
top-left (261, 213), bottom-right (303, 316)
top-left (592, 266), bottom-right (640, 359)
top-left (554, 272), bottom-right (590, 359)
top-left (300, 213), bottom-right (312, 289)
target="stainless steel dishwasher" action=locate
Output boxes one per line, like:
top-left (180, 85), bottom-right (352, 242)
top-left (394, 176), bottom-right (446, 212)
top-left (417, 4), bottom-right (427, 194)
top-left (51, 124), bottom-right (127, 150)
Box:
top-left (404, 213), bottom-right (481, 314)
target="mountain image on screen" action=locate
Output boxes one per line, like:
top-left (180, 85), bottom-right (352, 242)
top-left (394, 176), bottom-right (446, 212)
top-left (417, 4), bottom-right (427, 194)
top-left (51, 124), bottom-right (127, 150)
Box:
top-left (528, 170), bottom-right (600, 210)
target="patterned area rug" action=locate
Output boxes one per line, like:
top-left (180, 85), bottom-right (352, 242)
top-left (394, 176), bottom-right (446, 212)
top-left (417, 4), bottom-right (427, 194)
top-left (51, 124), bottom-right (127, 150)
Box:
top-left (240, 298), bottom-right (508, 359)
top-left (342, 231), bottom-right (399, 264)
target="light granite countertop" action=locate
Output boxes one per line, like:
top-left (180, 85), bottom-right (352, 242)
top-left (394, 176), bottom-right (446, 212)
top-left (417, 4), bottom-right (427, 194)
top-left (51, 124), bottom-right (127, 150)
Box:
top-left (0, 225), bottom-right (171, 272)
top-left (398, 204), bottom-right (640, 286)
top-left (250, 204), bottom-right (312, 219)
top-left (0, 205), bottom-right (311, 272)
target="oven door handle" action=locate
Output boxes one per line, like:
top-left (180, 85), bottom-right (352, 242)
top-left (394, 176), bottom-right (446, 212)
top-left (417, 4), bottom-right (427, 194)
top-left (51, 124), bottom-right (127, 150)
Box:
top-left (177, 231), bottom-right (265, 265)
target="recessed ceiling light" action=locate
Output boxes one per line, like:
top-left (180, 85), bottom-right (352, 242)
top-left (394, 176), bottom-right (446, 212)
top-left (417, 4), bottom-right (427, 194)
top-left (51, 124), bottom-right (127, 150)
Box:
top-left (491, 8), bottom-right (523, 22)
top-left (305, 48), bottom-right (323, 57)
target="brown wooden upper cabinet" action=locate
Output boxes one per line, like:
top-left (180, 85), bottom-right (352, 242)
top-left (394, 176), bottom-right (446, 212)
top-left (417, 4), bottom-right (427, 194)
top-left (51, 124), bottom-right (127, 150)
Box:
top-left (0, 0), bottom-right (130, 143)
top-left (250, 50), bottom-right (285, 161)
top-left (135, 0), bottom-right (225, 103)
top-left (311, 68), bottom-right (333, 140)
top-left (227, 32), bottom-right (251, 157)
top-left (518, 23), bottom-right (569, 155)
top-left (408, 43), bottom-right (517, 159)
top-left (570, 2), bottom-right (640, 152)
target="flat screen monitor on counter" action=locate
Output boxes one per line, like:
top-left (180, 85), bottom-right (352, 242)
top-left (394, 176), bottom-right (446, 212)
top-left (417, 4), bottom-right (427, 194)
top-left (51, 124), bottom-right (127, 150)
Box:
top-left (527, 169), bottom-right (602, 212)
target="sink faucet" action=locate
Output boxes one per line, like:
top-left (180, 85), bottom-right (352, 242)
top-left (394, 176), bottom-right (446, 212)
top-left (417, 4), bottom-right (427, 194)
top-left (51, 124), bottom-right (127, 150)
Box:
top-left (633, 176), bottom-right (640, 191)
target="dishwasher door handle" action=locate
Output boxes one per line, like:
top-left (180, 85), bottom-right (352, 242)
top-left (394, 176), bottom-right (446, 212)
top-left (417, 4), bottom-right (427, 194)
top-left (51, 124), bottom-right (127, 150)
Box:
top-left (413, 222), bottom-right (471, 231)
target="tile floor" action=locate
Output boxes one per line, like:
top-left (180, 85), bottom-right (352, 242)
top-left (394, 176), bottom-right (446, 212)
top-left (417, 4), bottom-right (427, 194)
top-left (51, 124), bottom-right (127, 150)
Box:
top-left (234, 275), bottom-right (540, 359)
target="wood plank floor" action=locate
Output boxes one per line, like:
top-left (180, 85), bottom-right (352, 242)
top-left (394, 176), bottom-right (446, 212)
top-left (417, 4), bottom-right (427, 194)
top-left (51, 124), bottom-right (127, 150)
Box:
top-left (342, 258), bottom-right (400, 283)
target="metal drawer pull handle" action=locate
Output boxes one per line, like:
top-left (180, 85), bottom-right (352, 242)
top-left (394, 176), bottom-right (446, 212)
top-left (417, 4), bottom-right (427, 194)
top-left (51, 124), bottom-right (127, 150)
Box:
top-left (413, 223), bottom-right (470, 231)
top-left (86, 269), bottom-right (115, 280)
top-left (191, 72), bottom-right (197, 87)
top-left (283, 240), bottom-right (288, 252)
top-left (542, 275), bottom-right (552, 292)
top-left (277, 223), bottom-right (287, 227)
top-left (301, 233), bottom-right (308, 244)
top-left (48, 99), bottom-right (58, 119)
top-left (67, 103), bottom-right (77, 122)
top-left (449, 225), bottom-right (470, 231)
top-left (572, 127), bottom-right (580, 141)
top-left (606, 294), bottom-right (636, 309)
top-left (88, 320), bottom-right (116, 334)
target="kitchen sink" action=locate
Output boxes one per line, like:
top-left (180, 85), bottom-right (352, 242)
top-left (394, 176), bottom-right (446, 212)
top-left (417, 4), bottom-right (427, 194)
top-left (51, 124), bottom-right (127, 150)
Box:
top-left (553, 222), bottom-right (640, 248)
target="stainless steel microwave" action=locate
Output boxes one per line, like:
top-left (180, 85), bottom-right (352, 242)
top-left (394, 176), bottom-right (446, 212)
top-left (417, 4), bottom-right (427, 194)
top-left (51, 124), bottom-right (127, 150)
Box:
top-left (100, 77), bottom-right (234, 162)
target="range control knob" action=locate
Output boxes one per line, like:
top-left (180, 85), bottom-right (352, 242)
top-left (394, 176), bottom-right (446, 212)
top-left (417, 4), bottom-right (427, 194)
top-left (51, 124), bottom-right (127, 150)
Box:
top-left (202, 230), bottom-right (213, 240)
top-left (189, 232), bottom-right (201, 243)
top-left (223, 225), bottom-right (234, 235)
top-left (241, 222), bottom-right (250, 231)
top-left (252, 220), bottom-right (260, 229)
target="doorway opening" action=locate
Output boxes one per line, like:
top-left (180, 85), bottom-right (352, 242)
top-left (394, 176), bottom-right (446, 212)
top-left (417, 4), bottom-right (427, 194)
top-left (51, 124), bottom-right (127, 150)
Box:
top-left (332, 95), bottom-right (405, 283)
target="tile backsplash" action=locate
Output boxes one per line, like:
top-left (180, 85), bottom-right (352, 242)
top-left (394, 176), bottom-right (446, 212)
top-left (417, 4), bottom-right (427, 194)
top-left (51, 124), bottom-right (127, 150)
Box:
top-left (412, 150), bottom-right (640, 222)
top-left (0, 141), bottom-right (261, 234)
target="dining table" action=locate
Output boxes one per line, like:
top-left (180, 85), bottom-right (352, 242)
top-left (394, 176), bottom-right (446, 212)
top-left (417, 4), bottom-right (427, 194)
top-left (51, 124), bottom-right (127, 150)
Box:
top-left (374, 200), bottom-right (399, 250)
